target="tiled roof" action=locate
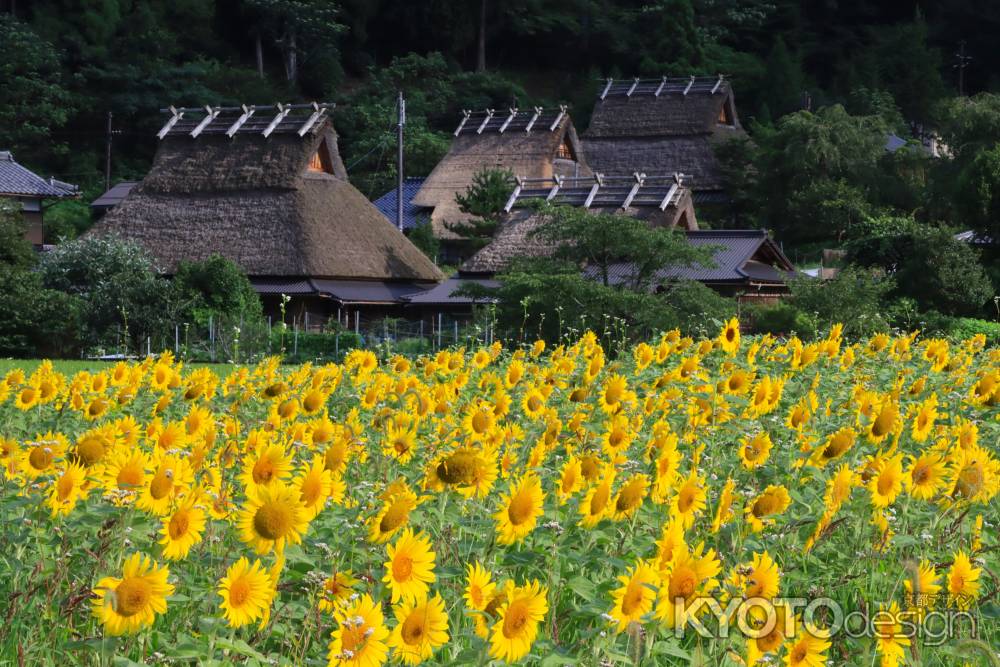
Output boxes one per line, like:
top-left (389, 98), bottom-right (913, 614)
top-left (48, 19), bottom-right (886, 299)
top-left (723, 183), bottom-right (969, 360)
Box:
top-left (373, 177), bottom-right (429, 231)
top-left (406, 276), bottom-right (500, 305)
top-left (0, 152), bottom-right (78, 198)
top-left (586, 230), bottom-right (795, 286)
top-left (91, 181), bottom-right (139, 209)
top-left (250, 277), bottom-right (434, 303)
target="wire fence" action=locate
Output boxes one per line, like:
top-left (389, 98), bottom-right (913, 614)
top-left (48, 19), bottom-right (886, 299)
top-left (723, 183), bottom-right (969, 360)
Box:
top-left (96, 312), bottom-right (500, 365)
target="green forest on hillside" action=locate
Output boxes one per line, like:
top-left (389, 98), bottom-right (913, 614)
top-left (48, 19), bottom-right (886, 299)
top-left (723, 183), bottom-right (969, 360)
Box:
top-left (3, 0), bottom-right (1000, 354)
top-left (3, 1), bottom-right (999, 206)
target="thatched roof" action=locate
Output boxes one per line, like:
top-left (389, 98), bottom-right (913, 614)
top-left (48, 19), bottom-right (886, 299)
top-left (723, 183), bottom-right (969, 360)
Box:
top-left (461, 178), bottom-right (698, 275)
top-left (89, 109), bottom-right (442, 283)
top-left (582, 77), bottom-right (744, 191)
top-left (412, 108), bottom-right (591, 240)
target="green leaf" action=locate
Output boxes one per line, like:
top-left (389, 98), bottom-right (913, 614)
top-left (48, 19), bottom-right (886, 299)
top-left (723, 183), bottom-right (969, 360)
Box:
top-left (567, 575), bottom-right (596, 602)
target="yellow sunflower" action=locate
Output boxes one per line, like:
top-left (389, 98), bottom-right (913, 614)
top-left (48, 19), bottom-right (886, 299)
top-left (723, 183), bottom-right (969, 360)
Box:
top-left (239, 442), bottom-right (293, 497)
top-left (745, 485), bottom-right (791, 533)
top-left (158, 495), bottom-right (207, 560)
top-left (947, 550), bottom-right (981, 609)
top-left (739, 432), bottom-right (773, 469)
top-left (494, 473), bottom-right (545, 545)
top-left (327, 594), bottom-right (389, 667)
top-left (383, 528), bottom-right (436, 603)
top-left (295, 454), bottom-right (336, 520)
top-left (388, 592), bottom-right (450, 664)
top-left (46, 461), bottom-right (89, 517)
top-left (368, 485), bottom-right (418, 543)
top-left (489, 580), bottom-right (548, 663)
top-left (608, 560), bottom-right (660, 632)
top-left (92, 552), bottom-right (174, 636)
top-left (610, 474), bottom-right (648, 521)
top-left (318, 570), bottom-right (359, 613)
top-left (237, 483), bottom-right (309, 554)
top-left (218, 556), bottom-right (275, 628)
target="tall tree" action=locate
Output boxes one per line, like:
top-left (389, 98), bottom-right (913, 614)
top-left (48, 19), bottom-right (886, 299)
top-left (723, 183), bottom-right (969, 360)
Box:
top-left (0, 15), bottom-right (71, 162)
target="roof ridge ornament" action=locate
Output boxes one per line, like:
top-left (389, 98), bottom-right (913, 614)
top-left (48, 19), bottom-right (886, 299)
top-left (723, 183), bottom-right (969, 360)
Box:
top-left (157, 106), bottom-right (184, 140)
top-left (499, 108), bottom-right (518, 133)
top-left (263, 103), bottom-right (291, 138)
top-left (524, 107), bottom-right (543, 133)
top-left (476, 109), bottom-right (495, 135)
top-left (226, 105), bottom-right (256, 138)
top-left (454, 110), bottom-right (472, 136)
top-left (548, 105), bottom-right (567, 132)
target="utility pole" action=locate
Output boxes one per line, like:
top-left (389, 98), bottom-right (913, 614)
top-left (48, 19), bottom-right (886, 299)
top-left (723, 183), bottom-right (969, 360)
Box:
top-left (105, 111), bottom-right (114, 192)
top-left (396, 91), bottom-right (405, 232)
top-left (955, 40), bottom-right (972, 96)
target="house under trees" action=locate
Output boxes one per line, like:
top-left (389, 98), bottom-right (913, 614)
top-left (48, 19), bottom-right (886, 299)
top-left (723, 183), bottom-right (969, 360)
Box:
top-left (87, 103), bottom-right (443, 328)
top-left (0, 151), bottom-right (78, 248)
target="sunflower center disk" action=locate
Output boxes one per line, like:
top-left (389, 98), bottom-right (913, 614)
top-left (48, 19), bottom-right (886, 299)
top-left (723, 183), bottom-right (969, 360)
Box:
top-left (253, 503), bottom-right (290, 540)
top-left (114, 577), bottom-right (153, 617)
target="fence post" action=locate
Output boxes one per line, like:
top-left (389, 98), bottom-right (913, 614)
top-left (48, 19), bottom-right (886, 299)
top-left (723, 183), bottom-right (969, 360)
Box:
top-left (209, 315), bottom-right (215, 362)
top-left (147, 337), bottom-right (151, 357)
top-left (335, 332), bottom-right (339, 358)
top-left (454, 320), bottom-right (458, 344)
top-left (294, 324), bottom-right (299, 357)
top-left (305, 312), bottom-right (310, 331)
top-left (175, 325), bottom-right (179, 353)
top-left (437, 313), bottom-right (443, 349)
top-left (355, 311), bottom-right (359, 335)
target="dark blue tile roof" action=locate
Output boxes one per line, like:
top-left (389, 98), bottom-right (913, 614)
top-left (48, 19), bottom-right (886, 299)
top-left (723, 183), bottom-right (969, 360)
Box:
top-left (0, 151), bottom-right (78, 198)
top-left (373, 177), bottom-right (430, 231)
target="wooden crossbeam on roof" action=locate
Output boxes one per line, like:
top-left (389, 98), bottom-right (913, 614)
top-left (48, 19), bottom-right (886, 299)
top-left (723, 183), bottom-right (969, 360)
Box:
top-left (262, 104), bottom-right (291, 138)
top-left (549, 105), bottom-right (567, 131)
top-left (189, 106), bottom-right (220, 138)
top-left (297, 102), bottom-right (325, 136)
top-left (711, 75), bottom-right (724, 94)
top-left (525, 107), bottom-right (542, 133)
top-left (545, 175), bottom-right (564, 202)
top-left (504, 177), bottom-right (524, 212)
top-left (157, 106), bottom-right (183, 140)
top-left (584, 174), bottom-right (602, 208)
top-left (454, 110), bottom-right (471, 136)
top-left (626, 78), bottom-right (640, 97)
top-left (600, 78), bottom-right (614, 100)
top-left (499, 108), bottom-right (518, 133)
top-left (654, 76), bottom-right (667, 97)
top-left (683, 76), bottom-right (695, 96)
top-left (621, 172), bottom-right (645, 209)
top-left (226, 105), bottom-right (256, 137)
top-left (476, 109), bottom-right (495, 134)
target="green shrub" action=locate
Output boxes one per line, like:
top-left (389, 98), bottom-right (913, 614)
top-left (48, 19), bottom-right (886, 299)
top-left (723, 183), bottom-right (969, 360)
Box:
top-left (789, 267), bottom-right (893, 337)
top-left (749, 303), bottom-right (819, 339)
top-left (945, 317), bottom-right (1000, 345)
top-left (272, 330), bottom-right (363, 362)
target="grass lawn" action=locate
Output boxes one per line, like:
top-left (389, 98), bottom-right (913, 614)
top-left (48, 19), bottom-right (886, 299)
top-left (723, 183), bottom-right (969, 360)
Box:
top-left (0, 358), bottom-right (238, 377)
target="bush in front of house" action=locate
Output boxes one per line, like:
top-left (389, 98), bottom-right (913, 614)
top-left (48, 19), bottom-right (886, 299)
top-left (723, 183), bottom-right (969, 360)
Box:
top-left (272, 330), bottom-right (363, 363)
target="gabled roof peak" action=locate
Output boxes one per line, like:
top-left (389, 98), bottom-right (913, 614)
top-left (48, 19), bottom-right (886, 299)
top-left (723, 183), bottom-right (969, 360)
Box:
top-left (156, 102), bottom-right (334, 140)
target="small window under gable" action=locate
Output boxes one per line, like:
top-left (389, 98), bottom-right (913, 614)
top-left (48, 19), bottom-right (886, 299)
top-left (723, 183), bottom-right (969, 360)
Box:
top-left (555, 137), bottom-right (576, 161)
top-left (308, 139), bottom-right (334, 174)
top-left (718, 98), bottom-right (735, 126)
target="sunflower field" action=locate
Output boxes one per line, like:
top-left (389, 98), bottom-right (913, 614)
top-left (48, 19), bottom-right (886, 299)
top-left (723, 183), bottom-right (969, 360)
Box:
top-left (1, 322), bottom-right (999, 666)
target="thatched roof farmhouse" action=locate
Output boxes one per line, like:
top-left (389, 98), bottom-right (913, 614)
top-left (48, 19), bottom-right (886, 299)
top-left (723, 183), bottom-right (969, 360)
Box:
top-left (88, 103), bottom-right (443, 324)
top-left (582, 76), bottom-right (745, 202)
top-left (461, 173), bottom-right (698, 275)
top-left (411, 106), bottom-right (591, 263)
